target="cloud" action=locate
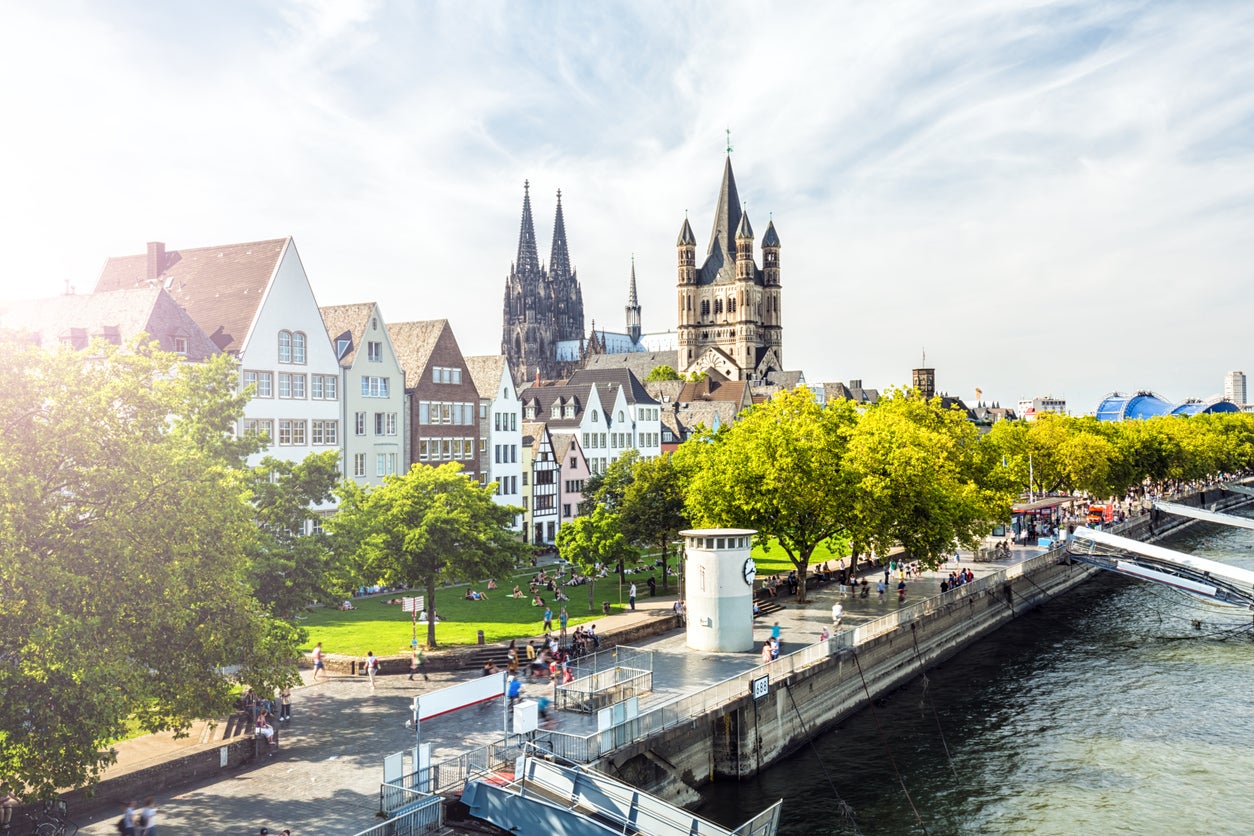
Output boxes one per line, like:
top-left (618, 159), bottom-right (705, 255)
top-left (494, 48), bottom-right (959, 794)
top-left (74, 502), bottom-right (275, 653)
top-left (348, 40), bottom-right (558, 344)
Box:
top-left (1, 0), bottom-right (1252, 413)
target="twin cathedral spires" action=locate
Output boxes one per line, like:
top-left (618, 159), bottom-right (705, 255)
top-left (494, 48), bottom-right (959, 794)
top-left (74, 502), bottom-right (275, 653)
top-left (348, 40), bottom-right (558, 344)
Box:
top-left (502, 154), bottom-right (784, 385)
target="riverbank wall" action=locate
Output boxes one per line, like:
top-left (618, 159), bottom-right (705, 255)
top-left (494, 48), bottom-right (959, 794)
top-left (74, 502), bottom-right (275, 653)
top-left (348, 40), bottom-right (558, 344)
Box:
top-left (604, 486), bottom-right (1252, 803)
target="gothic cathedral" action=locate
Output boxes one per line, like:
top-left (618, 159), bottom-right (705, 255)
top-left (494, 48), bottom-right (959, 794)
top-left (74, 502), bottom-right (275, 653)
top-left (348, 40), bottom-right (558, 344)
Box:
top-left (501, 182), bottom-right (585, 384)
top-left (675, 156), bottom-right (783, 382)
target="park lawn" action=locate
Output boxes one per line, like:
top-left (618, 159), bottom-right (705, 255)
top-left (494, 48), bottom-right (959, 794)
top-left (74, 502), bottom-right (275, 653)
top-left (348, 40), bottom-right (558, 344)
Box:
top-left (751, 536), bottom-right (852, 575)
top-left (299, 564), bottom-right (673, 654)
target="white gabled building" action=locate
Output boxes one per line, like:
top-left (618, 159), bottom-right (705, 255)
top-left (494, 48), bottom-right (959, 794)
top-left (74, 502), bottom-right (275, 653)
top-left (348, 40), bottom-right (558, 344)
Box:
top-left (95, 239), bottom-right (343, 488)
top-left (466, 355), bottom-right (523, 531)
top-left (519, 368), bottom-right (661, 476)
top-left (321, 302), bottom-right (408, 488)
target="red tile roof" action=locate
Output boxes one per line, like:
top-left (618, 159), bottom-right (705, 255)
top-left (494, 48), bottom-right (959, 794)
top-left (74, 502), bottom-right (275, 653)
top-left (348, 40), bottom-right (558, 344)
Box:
top-left (95, 238), bottom-right (289, 354)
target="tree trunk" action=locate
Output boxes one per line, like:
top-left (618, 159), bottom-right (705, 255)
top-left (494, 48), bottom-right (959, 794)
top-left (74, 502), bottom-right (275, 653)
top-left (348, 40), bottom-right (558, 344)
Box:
top-left (426, 580), bottom-right (438, 648)
top-left (660, 538), bottom-right (669, 591)
top-left (795, 550), bottom-right (812, 603)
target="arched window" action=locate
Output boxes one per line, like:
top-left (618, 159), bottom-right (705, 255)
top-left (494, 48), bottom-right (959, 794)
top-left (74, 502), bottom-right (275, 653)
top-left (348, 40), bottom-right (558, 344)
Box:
top-left (292, 332), bottom-right (306, 364)
top-left (278, 331), bottom-right (292, 363)
top-left (617, 410), bottom-right (624, 422)
top-left (591, 410), bottom-right (599, 422)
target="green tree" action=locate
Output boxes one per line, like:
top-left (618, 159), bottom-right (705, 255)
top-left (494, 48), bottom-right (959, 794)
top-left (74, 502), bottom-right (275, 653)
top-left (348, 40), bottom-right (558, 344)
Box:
top-left (620, 453), bottom-right (687, 591)
top-left (676, 388), bottom-right (858, 603)
top-left (847, 390), bottom-right (1011, 569)
top-left (246, 451), bottom-right (342, 617)
top-left (556, 506), bottom-right (638, 612)
top-left (645, 365), bottom-right (682, 381)
top-left (329, 463), bottom-right (528, 647)
top-left (0, 337), bottom-right (302, 798)
top-left (577, 449), bottom-right (640, 516)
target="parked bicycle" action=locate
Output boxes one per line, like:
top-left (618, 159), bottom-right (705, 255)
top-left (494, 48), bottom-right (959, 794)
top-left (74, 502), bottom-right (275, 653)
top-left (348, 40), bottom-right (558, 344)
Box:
top-left (24, 799), bottom-right (77, 836)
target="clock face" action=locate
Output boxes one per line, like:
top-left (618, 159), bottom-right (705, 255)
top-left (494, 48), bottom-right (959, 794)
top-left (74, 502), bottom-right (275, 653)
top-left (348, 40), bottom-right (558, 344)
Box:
top-left (742, 558), bottom-right (756, 585)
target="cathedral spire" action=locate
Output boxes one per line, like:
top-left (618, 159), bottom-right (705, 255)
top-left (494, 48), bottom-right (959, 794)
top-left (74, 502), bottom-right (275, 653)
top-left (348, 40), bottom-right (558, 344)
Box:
top-left (549, 188), bottom-right (571, 282)
top-left (626, 255), bottom-right (641, 344)
top-left (516, 180), bottom-right (540, 277)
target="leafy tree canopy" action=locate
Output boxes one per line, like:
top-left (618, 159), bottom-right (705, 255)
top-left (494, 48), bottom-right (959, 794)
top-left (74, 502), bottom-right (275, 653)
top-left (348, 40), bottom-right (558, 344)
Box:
top-left (676, 388), bottom-right (858, 602)
top-left (0, 337), bottom-right (302, 798)
top-left (577, 449), bottom-right (640, 516)
top-left (645, 365), bottom-right (682, 381)
top-left (619, 452), bottom-right (687, 590)
top-left (329, 463), bottom-right (528, 647)
top-left (246, 451), bottom-right (342, 617)
top-left (556, 506), bottom-right (637, 612)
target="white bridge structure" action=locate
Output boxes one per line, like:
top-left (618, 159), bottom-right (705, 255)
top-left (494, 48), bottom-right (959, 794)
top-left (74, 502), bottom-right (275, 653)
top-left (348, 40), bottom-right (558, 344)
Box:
top-left (1068, 525), bottom-right (1254, 610)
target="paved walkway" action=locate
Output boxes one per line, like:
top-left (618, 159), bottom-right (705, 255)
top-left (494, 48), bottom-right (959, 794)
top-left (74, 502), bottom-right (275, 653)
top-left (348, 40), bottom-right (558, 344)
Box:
top-left (67, 547), bottom-right (1042, 834)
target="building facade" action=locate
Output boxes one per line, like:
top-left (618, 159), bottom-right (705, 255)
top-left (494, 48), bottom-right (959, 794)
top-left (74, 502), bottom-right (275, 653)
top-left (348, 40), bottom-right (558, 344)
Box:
top-left (1224, 371), bottom-right (1247, 406)
top-left (389, 319), bottom-right (481, 482)
top-left (94, 239), bottom-right (342, 479)
top-left (1017, 396), bottom-right (1067, 420)
top-left (321, 302), bottom-right (408, 487)
top-left (675, 156), bottom-right (783, 382)
top-left (466, 354), bottom-right (524, 530)
top-left (501, 183), bottom-right (585, 384)
top-left (521, 422), bottom-right (560, 545)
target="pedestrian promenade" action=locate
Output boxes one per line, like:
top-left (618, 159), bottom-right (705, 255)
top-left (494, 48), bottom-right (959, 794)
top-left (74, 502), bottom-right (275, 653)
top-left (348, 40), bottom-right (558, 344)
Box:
top-left (67, 546), bottom-right (1042, 834)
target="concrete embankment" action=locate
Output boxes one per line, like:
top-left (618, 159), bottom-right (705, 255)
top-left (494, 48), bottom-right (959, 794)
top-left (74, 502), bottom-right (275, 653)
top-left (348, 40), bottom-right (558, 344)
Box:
top-left (603, 487), bottom-right (1252, 804)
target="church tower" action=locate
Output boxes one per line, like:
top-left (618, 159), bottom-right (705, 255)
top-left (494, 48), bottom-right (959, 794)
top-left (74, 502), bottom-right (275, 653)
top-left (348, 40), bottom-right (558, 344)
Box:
top-left (625, 256), bottom-right (641, 344)
top-left (502, 183), bottom-right (586, 383)
top-left (676, 155), bottom-right (783, 381)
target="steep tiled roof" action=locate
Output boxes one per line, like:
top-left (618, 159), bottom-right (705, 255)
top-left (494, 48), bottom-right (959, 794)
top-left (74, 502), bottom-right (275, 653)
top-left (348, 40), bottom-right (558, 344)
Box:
top-left (0, 286), bottom-right (219, 360)
top-left (581, 350), bottom-right (678, 381)
top-left (644, 380), bottom-right (685, 404)
top-left (521, 422), bottom-right (549, 454)
top-left (678, 376), bottom-right (750, 408)
top-left (95, 238), bottom-right (289, 354)
top-left (566, 368), bottom-right (659, 406)
top-left (465, 355), bottom-right (511, 399)
top-left (387, 319), bottom-right (447, 381)
top-left (518, 381), bottom-right (600, 430)
top-left (319, 302), bottom-right (376, 367)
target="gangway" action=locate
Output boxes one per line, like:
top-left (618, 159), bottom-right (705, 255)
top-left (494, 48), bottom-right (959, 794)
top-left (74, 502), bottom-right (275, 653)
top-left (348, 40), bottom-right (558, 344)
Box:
top-left (1152, 500), bottom-right (1254, 531)
top-left (462, 751), bottom-right (781, 836)
top-left (1068, 527), bottom-right (1254, 610)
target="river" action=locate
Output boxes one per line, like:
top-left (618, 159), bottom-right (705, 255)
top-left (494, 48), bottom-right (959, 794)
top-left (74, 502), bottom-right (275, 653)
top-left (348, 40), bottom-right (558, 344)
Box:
top-left (698, 520), bottom-right (1254, 835)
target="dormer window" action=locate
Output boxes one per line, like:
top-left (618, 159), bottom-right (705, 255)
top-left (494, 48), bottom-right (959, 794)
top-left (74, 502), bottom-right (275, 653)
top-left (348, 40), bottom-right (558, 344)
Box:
top-left (173, 336), bottom-right (189, 355)
top-left (551, 404), bottom-right (560, 418)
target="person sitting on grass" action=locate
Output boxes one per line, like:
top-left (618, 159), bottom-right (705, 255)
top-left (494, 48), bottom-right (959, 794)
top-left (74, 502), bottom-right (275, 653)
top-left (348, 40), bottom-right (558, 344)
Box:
top-left (531, 595), bottom-right (545, 607)
top-left (512, 585), bottom-right (524, 598)
top-left (487, 579), bottom-right (498, 590)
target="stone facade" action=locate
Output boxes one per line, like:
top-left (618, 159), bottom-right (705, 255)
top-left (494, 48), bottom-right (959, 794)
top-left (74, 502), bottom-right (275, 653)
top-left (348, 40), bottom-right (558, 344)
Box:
top-left (501, 183), bottom-right (585, 384)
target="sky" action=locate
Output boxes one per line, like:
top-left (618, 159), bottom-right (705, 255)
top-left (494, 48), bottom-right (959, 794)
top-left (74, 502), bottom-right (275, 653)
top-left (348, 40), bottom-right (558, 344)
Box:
top-left (2, 0), bottom-right (1252, 414)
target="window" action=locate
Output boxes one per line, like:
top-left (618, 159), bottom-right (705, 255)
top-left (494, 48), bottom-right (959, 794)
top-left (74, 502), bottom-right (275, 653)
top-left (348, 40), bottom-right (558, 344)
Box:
top-left (292, 332), bottom-right (306, 364)
top-left (618, 411), bottom-right (625, 422)
top-left (591, 410), bottom-right (599, 422)
top-left (480, 438), bottom-right (486, 453)
top-left (480, 403), bottom-right (487, 419)
top-left (563, 504), bottom-right (571, 518)
top-left (570, 457), bottom-right (577, 468)
top-left (173, 336), bottom-right (189, 355)
top-left (511, 413), bottom-right (517, 431)
top-left (311, 420), bottom-right (338, 445)
top-left (361, 376), bottom-right (389, 397)
top-left (367, 341), bottom-right (383, 362)
top-left (311, 374), bottom-right (337, 400)
top-left (419, 401), bottom-right (430, 424)
top-left (387, 413), bottom-right (397, 435)
top-left (292, 374), bottom-right (305, 399)
top-left (375, 413), bottom-right (384, 436)
top-left (355, 412), bottom-right (366, 436)
top-left (522, 472), bottom-right (528, 487)
top-left (353, 453), bottom-right (366, 478)
top-left (278, 331), bottom-right (291, 363)
top-left (241, 418), bottom-right (273, 439)
top-left (418, 439), bottom-right (429, 460)
top-left (243, 370), bottom-right (273, 398)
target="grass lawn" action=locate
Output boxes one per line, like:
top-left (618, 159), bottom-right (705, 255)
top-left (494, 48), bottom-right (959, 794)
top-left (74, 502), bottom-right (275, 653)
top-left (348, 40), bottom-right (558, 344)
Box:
top-left (752, 536), bottom-right (852, 575)
top-left (299, 562), bottom-right (677, 654)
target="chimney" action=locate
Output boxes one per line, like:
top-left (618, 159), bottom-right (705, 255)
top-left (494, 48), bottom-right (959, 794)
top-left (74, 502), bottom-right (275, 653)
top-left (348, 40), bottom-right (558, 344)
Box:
top-left (849, 379), bottom-right (862, 389)
top-left (146, 242), bottom-right (166, 281)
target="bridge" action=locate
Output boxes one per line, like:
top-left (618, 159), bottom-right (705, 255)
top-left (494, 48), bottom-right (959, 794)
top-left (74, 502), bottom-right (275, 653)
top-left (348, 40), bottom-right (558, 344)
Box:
top-left (1067, 526), bottom-right (1254, 610)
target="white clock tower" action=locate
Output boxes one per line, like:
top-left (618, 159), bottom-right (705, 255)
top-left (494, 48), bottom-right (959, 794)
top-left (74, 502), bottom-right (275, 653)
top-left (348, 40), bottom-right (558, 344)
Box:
top-left (681, 528), bottom-right (758, 652)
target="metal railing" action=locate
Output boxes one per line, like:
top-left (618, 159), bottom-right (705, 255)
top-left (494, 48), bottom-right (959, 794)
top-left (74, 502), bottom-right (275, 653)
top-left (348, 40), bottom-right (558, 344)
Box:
top-left (353, 791), bottom-right (443, 836)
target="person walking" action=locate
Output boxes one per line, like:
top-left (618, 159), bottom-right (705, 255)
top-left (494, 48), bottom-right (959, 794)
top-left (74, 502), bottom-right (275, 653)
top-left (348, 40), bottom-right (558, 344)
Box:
top-left (542, 606), bottom-right (553, 632)
top-left (559, 607), bottom-right (569, 642)
top-left (831, 601), bottom-right (844, 627)
top-left (311, 642), bottom-right (326, 681)
top-left (897, 579), bottom-right (907, 603)
top-left (278, 687), bottom-right (291, 721)
top-left (408, 647), bottom-right (428, 681)
top-left (138, 796), bottom-right (157, 835)
top-left (877, 579), bottom-right (886, 601)
top-left (628, 582), bottom-right (637, 611)
top-left (120, 800), bottom-right (137, 836)
top-left (365, 651), bottom-right (378, 689)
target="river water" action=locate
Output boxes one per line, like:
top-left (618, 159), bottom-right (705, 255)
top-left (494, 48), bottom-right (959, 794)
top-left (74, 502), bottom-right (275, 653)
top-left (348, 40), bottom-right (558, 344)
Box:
top-left (698, 520), bottom-right (1254, 835)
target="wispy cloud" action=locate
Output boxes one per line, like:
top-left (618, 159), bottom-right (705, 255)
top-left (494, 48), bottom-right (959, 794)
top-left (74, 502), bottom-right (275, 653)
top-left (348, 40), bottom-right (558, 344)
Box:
top-left (1, 0), bottom-right (1251, 412)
